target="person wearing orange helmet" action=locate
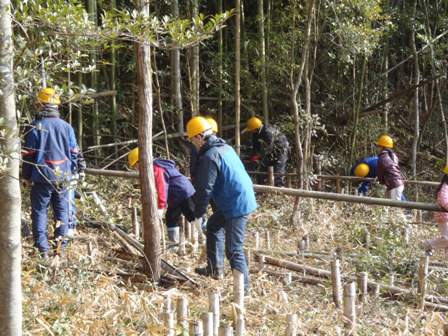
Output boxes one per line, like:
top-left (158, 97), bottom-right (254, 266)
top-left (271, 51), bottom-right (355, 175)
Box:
top-left (422, 165), bottom-right (448, 255)
top-left (243, 116), bottom-right (290, 186)
top-left (376, 134), bottom-right (405, 200)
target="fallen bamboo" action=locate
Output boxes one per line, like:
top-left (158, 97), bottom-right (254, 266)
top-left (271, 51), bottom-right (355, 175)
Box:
top-left (85, 169), bottom-right (443, 212)
top-left (260, 269), bottom-right (325, 286)
top-left (257, 254), bottom-right (331, 278)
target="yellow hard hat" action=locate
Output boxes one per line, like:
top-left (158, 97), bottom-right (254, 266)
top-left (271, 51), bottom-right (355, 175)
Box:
top-left (205, 117), bottom-right (218, 133)
top-left (186, 116), bottom-right (211, 139)
top-left (354, 163), bottom-right (369, 177)
top-left (128, 147), bottom-right (139, 168)
top-left (376, 134), bottom-right (394, 149)
top-left (443, 165), bottom-right (448, 175)
top-left (243, 117), bottom-right (262, 133)
top-left (37, 87), bottom-right (61, 105)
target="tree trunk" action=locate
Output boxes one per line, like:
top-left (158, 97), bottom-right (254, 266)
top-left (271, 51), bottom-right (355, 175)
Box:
top-left (191, 0), bottom-right (200, 116)
top-left (111, 0), bottom-right (118, 160)
top-left (235, 0), bottom-right (241, 155)
top-left (0, 0), bottom-right (22, 333)
top-left (218, 0), bottom-right (224, 136)
top-left (410, 0), bottom-right (420, 180)
top-left (171, 0), bottom-right (183, 133)
top-left (88, 0), bottom-right (100, 153)
top-left (258, 0), bottom-right (268, 123)
top-left (136, 0), bottom-right (161, 282)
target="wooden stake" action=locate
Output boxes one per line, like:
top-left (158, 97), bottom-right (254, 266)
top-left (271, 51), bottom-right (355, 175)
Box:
top-left (218, 326), bottom-right (233, 336)
top-left (358, 272), bottom-right (368, 303)
top-left (286, 313), bottom-right (298, 336)
top-left (235, 314), bottom-right (245, 336)
top-left (209, 290), bottom-right (220, 336)
top-left (343, 281), bottom-right (356, 333)
top-left (190, 320), bottom-right (204, 336)
top-left (331, 259), bottom-right (342, 308)
top-left (177, 296), bottom-right (189, 333)
top-left (267, 166), bottom-right (274, 186)
top-left (132, 207), bottom-right (140, 239)
top-left (202, 312), bottom-right (213, 336)
top-left (418, 256), bottom-right (429, 310)
top-left (233, 269), bottom-right (245, 314)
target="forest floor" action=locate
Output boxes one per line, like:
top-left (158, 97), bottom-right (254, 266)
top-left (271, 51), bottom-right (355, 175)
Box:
top-left (22, 176), bottom-right (448, 335)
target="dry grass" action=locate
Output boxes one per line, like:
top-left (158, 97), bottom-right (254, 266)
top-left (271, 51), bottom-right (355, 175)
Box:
top-left (22, 176), bottom-right (448, 335)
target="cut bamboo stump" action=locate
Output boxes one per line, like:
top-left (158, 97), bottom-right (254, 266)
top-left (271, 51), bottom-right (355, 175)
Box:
top-left (443, 324), bottom-right (448, 336)
top-left (255, 232), bottom-right (260, 249)
top-left (162, 311), bottom-right (175, 336)
top-left (219, 326), bottom-right (233, 336)
top-left (233, 270), bottom-right (245, 310)
top-left (286, 313), bottom-right (298, 336)
top-left (266, 231), bottom-right (271, 250)
top-left (304, 234), bottom-right (310, 250)
top-left (258, 255), bottom-right (266, 272)
top-left (202, 312), bottom-right (213, 336)
top-left (185, 221), bottom-right (192, 241)
top-left (178, 218), bottom-right (186, 256)
top-left (267, 166), bottom-right (274, 186)
top-left (343, 281), bottom-right (356, 333)
top-left (192, 224), bottom-right (199, 254)
top-left (235, 314), bottom-right (245, 336)
top-left (418, 256), bottom-right (429, 310)
top-left (284, 272), bottom-right (293, 286)
top-left (132, 207), bottom-right (140, 239)
top-left (209, 290), bottom-right (220, 336)
top-left (358, 272), bottom-right (368, 304)
top-left (164, 296), bottom-right (173, 313)
top-left (331, 259), bottom-right (342, 308)
top-left (177, 296), bottom-right (189, 333)
top-left (190, 320), bottom-right (204, 336)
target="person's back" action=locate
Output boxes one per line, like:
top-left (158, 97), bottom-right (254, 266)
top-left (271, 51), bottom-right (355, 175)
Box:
top-left (195, 135), bottom-right (257, 219)
top-left (377, 148), bottom-right (403, 190)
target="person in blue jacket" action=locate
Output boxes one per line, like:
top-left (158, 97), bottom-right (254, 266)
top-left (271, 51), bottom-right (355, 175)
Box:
top-left (186, 116), bottom-right (257, 293)
top-left (22, 88), bottom-right (80, 258)
top-left (350, 156), bottom-right (378, 195)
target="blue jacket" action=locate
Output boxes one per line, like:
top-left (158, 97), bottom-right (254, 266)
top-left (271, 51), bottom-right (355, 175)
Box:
top-left (350, 156), bottom-right (378, 178)
top-left (154, 159), bottom-right (195, 208)
top-left (194, 136), bottom-right (257, 219)
top-left (22, 108), bottom-right (79, 184)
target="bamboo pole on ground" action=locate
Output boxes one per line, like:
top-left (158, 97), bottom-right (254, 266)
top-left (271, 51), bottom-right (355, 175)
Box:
top-left (202, 312), bottom-right (213, 336)
top-left (191, 320), bottom-right (204, 336)
top-left (331, 259), bottom-right (342, 308)
top-left (418, 256), bottom-right (429, 310)
top-left (343, 281), bottom-right (356, 333)
top-left (209, 290), bottom-right (220, 336)
top-left (177, 296), bottom-right (189, 333)
top-left (286, 313), bottom-right (298, 336)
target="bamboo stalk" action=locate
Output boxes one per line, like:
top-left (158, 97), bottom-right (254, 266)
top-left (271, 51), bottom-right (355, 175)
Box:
top-left (418, 256), bottom-right (429, 310)
top-left (331, 259), bottom-right (342, 308)
top-left (178, 217), bottom-right (186, 256)
top-left (265, 231), bottom-right (271, 250)
top-left (209, 290), bottom-right (220, 336)
top-left (261, 269), bottom-right (324, 286)
top-left (286, 313), bottom-right (298, 336)
top-left (343, 281), bottom-right (356, 333)
top-left (218, 326), bottom-right (233, 336)
top-left (259, 254), bottom-right (331, 278)
top-left (235, 314), bottom-right (245, 336)
top-left (255, 232), bottom-right (260, 249)
top-left (162, 311), bottom-right (175, 336)
top-left (132, 207), bottom-right (140, 239)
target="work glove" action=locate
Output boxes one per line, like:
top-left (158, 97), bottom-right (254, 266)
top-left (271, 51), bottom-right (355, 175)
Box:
top-left (250, 154), bottom-right (262, 163)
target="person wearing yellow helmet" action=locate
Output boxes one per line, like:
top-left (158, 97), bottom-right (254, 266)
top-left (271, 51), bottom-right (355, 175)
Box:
top-left (127, 147), bottom-right (196, 242)
top-left (376, 134), bottom-right (404, 200)
top-left (422, 165), bottom-right (448, 254)
top-left (22, 87), bottom-right (80, 258)
top-left (205, 117), bottom-right (218, 134)
top-left (350, 156), bottom-right (378, 196)
top-left (186, 116), bottom-right (257, 291)
top-left (243, 117), bottom-right (290, 186)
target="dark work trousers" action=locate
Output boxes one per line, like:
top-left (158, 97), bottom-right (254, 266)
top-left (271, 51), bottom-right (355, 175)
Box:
top-left (260, 152), bottom-right (288, 186)
top-left (31, 183), bottom-right (69, 252)
top-left (165, 196), bottom-right (195, 228)
top-left (206, 212), bottom-right (250, 290)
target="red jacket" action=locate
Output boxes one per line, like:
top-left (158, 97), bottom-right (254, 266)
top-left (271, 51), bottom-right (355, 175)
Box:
top-left (377, 149), bottom-right (404, 190)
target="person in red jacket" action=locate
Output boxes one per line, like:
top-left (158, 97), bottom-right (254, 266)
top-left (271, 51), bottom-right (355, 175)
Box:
top-left (128, 148), bottom-right (195, 242)
top-left (376, 134), bottom-right (405, 200)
